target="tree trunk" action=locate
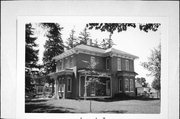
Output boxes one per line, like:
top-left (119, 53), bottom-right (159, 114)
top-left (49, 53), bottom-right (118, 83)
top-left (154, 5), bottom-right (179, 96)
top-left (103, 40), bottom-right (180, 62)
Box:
top-left (90, 100), bottom-right (92, 112)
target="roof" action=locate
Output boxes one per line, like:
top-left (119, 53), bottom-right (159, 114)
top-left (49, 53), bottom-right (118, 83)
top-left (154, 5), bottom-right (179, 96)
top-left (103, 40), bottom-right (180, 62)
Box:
top-left (53, 44), bottom-right (139, 61)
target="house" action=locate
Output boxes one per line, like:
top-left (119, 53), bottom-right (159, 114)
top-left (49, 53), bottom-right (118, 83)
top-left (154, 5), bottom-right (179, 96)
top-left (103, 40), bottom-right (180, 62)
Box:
top-left (135, 81), bottom-right (150, 96)
top-left (49, 44), bottom-right (138, 99)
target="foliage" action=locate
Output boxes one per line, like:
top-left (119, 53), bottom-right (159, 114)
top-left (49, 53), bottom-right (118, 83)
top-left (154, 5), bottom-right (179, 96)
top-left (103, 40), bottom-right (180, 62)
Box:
top-left (66, 29), bottom-right (79, 49)
top-left (86, 23), bottom-right (160, 33)
top-left (25, 23), bottom-right (39, 93)
top-left (86, 23), bottom-right (136, 34)
top-left (141, 45), bottom-right (161, 90)
top-left (41, 23), bottom-right (64, 74)
top-left (78, 27), bottom-right (91, 45)
top-left (135, 77), bottom-right (148, 87)
top-left (25, 23), bottom-right (39, 69)
top-left (86, 23), bottom-right (161, 49)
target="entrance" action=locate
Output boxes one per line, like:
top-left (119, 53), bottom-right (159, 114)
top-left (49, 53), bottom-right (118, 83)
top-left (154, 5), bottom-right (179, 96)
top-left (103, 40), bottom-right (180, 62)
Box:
top-left (58, 84), bottom-right (65, 99)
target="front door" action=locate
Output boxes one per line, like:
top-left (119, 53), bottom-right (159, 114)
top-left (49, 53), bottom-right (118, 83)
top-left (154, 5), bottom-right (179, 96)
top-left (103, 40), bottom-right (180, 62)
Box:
top-left (59, 84), bottom-right (65, 99)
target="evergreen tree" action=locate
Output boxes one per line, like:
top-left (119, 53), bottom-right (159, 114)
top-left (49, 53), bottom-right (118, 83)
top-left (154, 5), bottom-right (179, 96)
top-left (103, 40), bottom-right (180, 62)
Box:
top-left (41, 23), bottom-right (64, 96)
top-left (25, 23), bottom-right (39, 93)
top-left (41, 23), bottom-right (64, 74)
top-left (66, 29), bottom-right (78, 49)
top-left (78, 27), bottom-right (91, 45)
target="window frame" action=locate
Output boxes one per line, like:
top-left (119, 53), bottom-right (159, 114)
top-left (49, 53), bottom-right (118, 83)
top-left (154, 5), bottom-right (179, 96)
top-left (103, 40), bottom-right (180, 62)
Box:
top-left (117, 58), bottom-right (121, 71)
top-left (118, 78), bottom-right (123, 92)
top-left (130, 79), bottom-right (134, 92)
top-left (106, 58), bottom-right (110, 70)
top-left (67, 77), bottom-right (72, 92)
top-left (125, 60), bottom-right (129, 71)
top-left (124, 78), bottom-right (130, 92)
top-left (69, 56), bottom-right (73, 68)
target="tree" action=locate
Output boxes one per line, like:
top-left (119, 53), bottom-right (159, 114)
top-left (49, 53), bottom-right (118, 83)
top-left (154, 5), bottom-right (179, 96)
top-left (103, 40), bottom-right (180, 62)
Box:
top-left (66, 29), bottom-right (78, 49)
top-left (136, 77), bottom-right (148, 87)
top-left (25, 23), bottom-right (39, 93)
top-left (86, 23), bottom-right (161, 48)
top-left (41, 23), bottom-right (64, 95)
top-left (141, 45), bottom-right (161, 91)
top-left (82, 58), bottom-right (106, 112)
top-left (41, 23), bottom-right (64, 74)
top-left (78, 27), bottom-right (91, 45)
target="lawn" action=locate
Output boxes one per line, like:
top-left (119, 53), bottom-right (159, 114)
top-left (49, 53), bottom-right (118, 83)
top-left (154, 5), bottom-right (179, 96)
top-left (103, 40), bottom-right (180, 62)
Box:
top-left (25, 98), bottom-right (160, 113)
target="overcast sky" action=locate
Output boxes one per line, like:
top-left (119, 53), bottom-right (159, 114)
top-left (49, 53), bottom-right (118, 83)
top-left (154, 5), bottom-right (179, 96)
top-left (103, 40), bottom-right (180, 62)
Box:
top-left (33, 22), bottom-right (161, 85)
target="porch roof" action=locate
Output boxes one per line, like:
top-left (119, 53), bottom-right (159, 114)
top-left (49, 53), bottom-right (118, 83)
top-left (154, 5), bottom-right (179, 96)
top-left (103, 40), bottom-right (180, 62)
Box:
top-left (116, 71), bottom-right (138, 77)
top-left (48, 69), bottom-right (74, 77)
top-left (78, 69), bottom-right (111, 77)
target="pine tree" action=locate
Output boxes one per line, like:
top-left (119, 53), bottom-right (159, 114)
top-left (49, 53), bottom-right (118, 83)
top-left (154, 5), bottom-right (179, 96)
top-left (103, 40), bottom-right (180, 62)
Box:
top-left (78, 27), bottom-right (91, 45)
top-left (41, 23), bottom-right (64, 96)
top-left (42, 23), bottom-right (64, 74)
top-left (66, 29), bottom-right (78, 49)
top-left (25, 23), bottom-right (39, 93)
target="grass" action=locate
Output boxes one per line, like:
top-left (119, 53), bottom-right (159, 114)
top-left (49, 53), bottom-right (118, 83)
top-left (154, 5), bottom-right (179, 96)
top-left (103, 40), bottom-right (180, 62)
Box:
top-left (25, 98), bottom-right (160, 113)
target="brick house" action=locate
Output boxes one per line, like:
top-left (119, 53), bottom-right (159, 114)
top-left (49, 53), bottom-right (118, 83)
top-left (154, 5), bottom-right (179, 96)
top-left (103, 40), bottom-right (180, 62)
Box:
top-left (49, 44), bottom-right (138, 99)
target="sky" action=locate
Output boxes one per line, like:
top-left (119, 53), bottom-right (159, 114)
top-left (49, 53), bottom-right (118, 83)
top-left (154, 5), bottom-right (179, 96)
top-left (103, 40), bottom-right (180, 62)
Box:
top-left (33, 22), bottom-right (161, 85)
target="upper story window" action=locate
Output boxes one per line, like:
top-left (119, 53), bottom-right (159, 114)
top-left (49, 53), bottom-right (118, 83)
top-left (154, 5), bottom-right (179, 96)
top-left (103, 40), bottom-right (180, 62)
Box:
top-left (125, 60), bottom-right (129, 71)
top-left (69, 56), bottom-right (73, 68)
top-left (117, 58), bottom-right (121, 71)
top-left (90, 56), bottom-right (96, 69)
top-left (106, 58), bottom-right (110, 70)
top-left (65, 58), bottom-right (69, 68)
top-left (59, 60), bottom-right (63, 70)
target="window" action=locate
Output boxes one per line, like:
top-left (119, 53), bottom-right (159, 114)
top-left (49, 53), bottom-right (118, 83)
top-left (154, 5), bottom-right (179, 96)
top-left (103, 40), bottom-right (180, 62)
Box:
top-left (125, 60), bottom-right (129, 71)
top-left (90, 56), bottom-right (96, 68)
top-left (119, 78), bottom-right (123, 92)
top-left (124, 78), bottom-right (129, 92)
top-left (69, 56), bottom-right (73, 68)
top-left (61, 59), bottom-right (64, 69)
top-left (106, 58), bottom-right (110, 70)
top-left (59, 60), bottom-right (62, 70)
top-left (106, 80), bottom-right (110, 90)
top-left (117, 58), bottom-right (121, 71)
top-left (67, 77), bottom-right (72, 92)
top-left (65, 58), bottom-right (69, 68)
top-left (130, 79), bottom-right (134, 92)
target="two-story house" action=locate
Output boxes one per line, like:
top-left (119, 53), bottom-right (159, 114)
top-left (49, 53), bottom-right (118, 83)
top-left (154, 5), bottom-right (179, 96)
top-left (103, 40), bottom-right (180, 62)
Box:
top-left (49, 44), bottom-right (138, 99)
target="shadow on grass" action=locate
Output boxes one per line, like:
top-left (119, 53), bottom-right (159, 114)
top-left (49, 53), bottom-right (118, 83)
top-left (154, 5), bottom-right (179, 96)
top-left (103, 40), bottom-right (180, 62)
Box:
top-left (100, 110), bottom-right (128, 113)
top-left (87, 97), bottom-right (160, 102)
top-left (25, 101), bottom-right (75, 113)
top-left (25, 99), bottom-right (49, 103)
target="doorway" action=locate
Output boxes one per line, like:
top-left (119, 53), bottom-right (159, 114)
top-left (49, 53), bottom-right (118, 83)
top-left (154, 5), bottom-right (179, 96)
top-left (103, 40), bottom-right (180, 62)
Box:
top-left (58, 84), bottom-right (65, 99)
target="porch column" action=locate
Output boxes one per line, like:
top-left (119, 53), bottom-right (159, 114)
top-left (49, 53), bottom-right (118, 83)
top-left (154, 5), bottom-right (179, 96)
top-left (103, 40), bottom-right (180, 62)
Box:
top-left (54, 79), bottom-right (59, 99)
top-left (84, 75), bottom-right (87, 99)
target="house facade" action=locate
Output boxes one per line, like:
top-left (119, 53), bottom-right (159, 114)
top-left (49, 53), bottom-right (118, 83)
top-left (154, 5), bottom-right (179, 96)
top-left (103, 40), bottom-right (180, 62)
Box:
top-left (49, 44), bottom-right (138, 99)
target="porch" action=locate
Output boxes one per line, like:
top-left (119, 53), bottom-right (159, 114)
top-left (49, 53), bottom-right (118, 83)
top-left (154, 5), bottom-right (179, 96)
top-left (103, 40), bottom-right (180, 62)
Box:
top-left (78, 69), bottom-right (112, 99)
